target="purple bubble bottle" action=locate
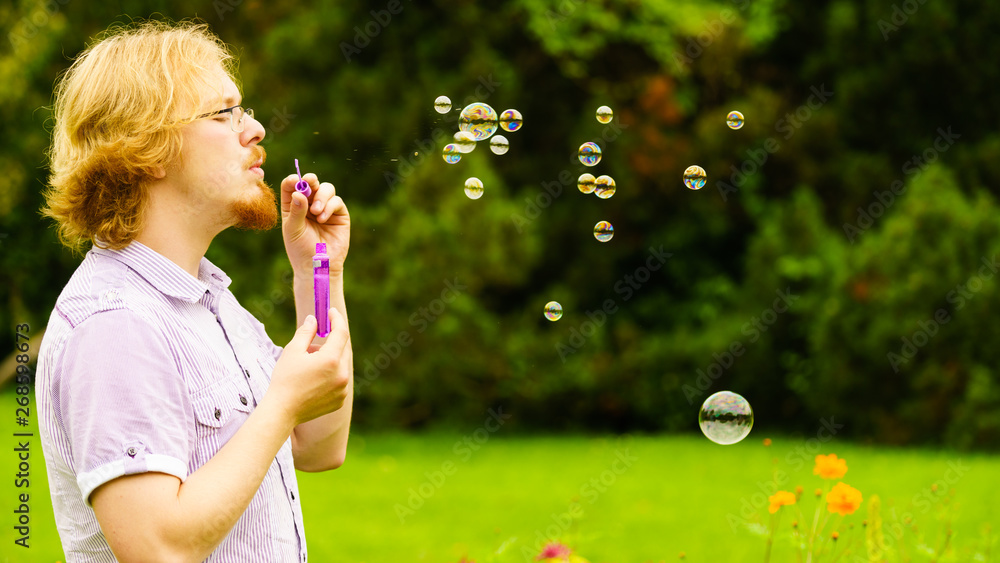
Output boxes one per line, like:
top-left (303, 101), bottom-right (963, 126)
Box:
top-left (313, 243), bottom-right (330, 337)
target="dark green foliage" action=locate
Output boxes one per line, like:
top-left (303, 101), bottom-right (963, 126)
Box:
top-left (2, 0), bottom-right (999, 447)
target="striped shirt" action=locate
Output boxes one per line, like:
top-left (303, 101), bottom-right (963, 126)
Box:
top-left (37, 241), bottom-right (307, 562)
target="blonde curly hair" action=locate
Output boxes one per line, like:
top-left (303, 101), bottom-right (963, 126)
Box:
top-left (42, 20), bottom-right (238, 253)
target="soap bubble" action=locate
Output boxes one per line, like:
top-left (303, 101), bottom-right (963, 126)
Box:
top-left (596, 105), bottom-right (613, 124)
top-left (594, 175), bottom-right (616, 199)
top-left (459, 103), bottom-right (499, 141)
top-left (434, 96), bottom-right (452, 114)
top-left (593, 221), bottom-right (614, 242)
top-left (464, 177), bottom-right (484, 200)
top-left (442, 144), bottom-right (462, 164)
top-left (544, 301), bottom-right (563, 321)
top-left (683, 165), bottom-right (707, 190)
top-left (726, 110), bottom-right (745, 130)
top-left (699, 391), bottom-right (753, 445)
top-left (499, 109), bottom-right (523, 132)
top-left (453, 131), bottom-right (477, 153)
top-left (578, 142), bottom-right (602, 167)
top-left (577, 173), bottom-right (596, 194)
top-left (490, 135), bottom-right (510, 155)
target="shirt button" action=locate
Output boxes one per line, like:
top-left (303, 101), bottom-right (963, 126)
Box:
top-left (244, 369), bottom-right (251, 378)
top-left (240, 394), bottom-right (248, 406)
top-left (214, 408), bottom-right (222, 420)
top-left (126, 447), bottom-right (137, 457)
top-left (290, 491), bottom-right (296, 500)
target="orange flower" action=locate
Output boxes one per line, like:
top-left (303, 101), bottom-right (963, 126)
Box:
top-left (763, 438), bottom-right (772, 446)
top-left (826, 482), bottom-right (863, 516)
top-left (768, 490), bottom-right (797, 513)
top-left (814, 454), bottom-right (848, 479)
top-left (831, 531), bottom-right (839, 540)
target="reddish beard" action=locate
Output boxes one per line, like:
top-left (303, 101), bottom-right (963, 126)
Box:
top-left (232, 145), bottom-right (278, 231)
top-left (232, 179), bottom-right (278, 230)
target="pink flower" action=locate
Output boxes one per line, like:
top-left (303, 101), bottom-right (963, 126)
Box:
top-left (536, 541), bottom-right (572, 561)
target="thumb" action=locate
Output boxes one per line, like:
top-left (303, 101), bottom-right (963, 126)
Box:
top-left (286, 191), bottom-right (309, 230)
top-left (291, 314), bottom-right (318, 351)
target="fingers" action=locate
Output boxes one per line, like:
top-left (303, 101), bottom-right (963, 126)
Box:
top-left (317, 195), bottom-right (349, 224)
top-left (290, 315), bottom-right (318, 353)
top-left (282, 191), bottom-right (310, 240)
top-left (309, 182), bottom-right (348, 224)
top-left (317, 308), bottom-right (350, 359)
top-left (280, 173), bottom-right (303, 210)
top-left (310, 182), bottom-right (335, 216)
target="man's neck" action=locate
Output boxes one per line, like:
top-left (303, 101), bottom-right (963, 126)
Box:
top-left (137, 180), bottom-right (227, 278)
top-left (134, 228), bottom-right (213, 279)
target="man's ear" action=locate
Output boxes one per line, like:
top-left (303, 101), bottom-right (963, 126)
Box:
top-left (151, 164), bottom-right (166, 179)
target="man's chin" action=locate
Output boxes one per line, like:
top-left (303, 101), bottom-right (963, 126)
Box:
top-left (232, 181), bottom-right (279, 231)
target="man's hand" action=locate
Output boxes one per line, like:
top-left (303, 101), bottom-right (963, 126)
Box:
top-left (267, 309), bottom-right (351, 426)
top-left (280, 171), bottom-right (350, 276)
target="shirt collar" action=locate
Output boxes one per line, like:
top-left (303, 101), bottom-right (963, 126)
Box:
top-left (90, 240), bottom-right (232, 303)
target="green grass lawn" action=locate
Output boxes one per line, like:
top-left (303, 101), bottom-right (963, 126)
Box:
top-left (2, 385), bottom-right (998, 562)
top-left (298, 432), bottom-right (999, 562)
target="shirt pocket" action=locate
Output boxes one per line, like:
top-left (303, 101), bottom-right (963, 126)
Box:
top-left (191, 377), bottom-right (254, 444)
top-left (256, 345), bottom-right (278, 382)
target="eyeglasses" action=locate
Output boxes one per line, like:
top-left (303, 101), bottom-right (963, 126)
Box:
top-left (195, 104), bottom-right (254, 133)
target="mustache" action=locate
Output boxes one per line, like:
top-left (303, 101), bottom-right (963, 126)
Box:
top-left (246, 145), bottom-right (267, 169)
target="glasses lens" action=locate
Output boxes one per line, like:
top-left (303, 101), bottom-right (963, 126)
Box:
top-left (232, 106), bottom-right (245, 132)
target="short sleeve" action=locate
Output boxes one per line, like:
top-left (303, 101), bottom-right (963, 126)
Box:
top-left (57, 308), bottom-right (192, 505)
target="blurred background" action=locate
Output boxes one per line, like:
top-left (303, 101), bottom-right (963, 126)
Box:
top-left (2, 0), bottom-right (1000, 451)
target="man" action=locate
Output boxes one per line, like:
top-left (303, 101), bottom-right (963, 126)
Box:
top-left (37, 20), bottom-right (353, 562)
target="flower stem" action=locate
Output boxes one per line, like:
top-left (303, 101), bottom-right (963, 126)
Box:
top-left (764, 510), bottom-right (780, 563)
top-left (806, 498), bottom-right (823, 563)
top-left (806, 485), bottom-right (834, 563)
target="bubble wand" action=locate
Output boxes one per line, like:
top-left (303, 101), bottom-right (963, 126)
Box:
top-left (294, 158), bottom-right (311, 197)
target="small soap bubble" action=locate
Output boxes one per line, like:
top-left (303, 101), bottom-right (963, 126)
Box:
top-left (577, 173), bottom-right (596, 194)
top-left (459, 102), bottom-right (500, 141)
top-left (578, 142), bottom-right (602, 167)
top-left (499, 109), bottom-right (523, 132)
top-left (489, 135), bottom-right (510, 155)
top-left (442, 144), bottom-right (462, 164)
top-left (593, 221), bottom-right (614, 242)
top-left (594, 175), bottom-right (616, 199)
top-left (726, 110), bottom-right (745, 130)
top-left (596, 105), bottom-right (613, 124)
top-left (544, 301), bottom-right (563, 321)
top-left (699, 391), bottom-right (754, 445)
top-left (453, 131), bottom-right (477, 153)
top-left (683, 165), bottom-right (707, 190)
top-left (434, 96), bottom-right (452, 114)
top-left (464, 177), bottom-right (484, 200)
